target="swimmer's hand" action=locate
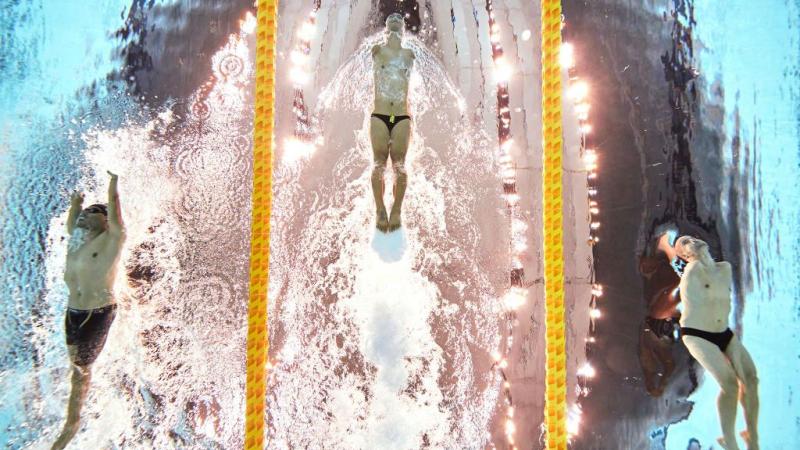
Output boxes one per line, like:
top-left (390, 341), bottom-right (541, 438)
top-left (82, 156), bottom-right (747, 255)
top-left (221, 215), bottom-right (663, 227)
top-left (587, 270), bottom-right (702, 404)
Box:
top-left (107, 170), bottom-right (118, 180)
top-left (70, 191), bottom-right (84, 206)
top-left (67, 192), bottom-right (84, 234)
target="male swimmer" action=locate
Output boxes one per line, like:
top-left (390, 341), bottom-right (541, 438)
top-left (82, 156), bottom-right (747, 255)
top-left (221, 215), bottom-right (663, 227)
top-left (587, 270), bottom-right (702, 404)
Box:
top-left (674, 236), bottom-right (759, 450)
top-left (370, 13), bottom-right (415, 232)
top-left (52, 171), bottom-right (126, 450)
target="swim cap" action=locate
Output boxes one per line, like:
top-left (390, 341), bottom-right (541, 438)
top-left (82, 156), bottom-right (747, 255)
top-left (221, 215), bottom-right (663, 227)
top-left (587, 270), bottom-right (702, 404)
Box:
top-left (84, 203), bottom-right (108, 216)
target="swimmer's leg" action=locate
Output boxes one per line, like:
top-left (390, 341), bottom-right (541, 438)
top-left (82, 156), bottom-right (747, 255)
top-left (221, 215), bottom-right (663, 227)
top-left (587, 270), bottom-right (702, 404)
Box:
top-left (683, 335), bottom-right (741, 450)
top-left (388, 119), bottom-right (410, 232)
top-left (52, 346), bottom-right (92, 450)
top-left (726, 335), bottom-right (760, 450)
top-left (370, 117), bottom-right (390, 232)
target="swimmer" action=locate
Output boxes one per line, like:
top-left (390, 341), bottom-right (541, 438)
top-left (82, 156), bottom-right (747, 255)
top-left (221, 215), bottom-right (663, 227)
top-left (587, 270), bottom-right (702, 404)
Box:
top-left (52, 171), bottom-right (126, 450)
top-left (370, 13), bottom-right (414, 232)
top-left (674, 236), bottom-right (759, 450)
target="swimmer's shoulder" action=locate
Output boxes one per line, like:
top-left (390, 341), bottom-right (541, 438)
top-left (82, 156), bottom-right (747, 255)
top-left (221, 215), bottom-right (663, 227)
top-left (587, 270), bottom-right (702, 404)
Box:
top-left (716, 261), bottom-right (732, 276)
top-left (683, 260), bottom-right (700, 274)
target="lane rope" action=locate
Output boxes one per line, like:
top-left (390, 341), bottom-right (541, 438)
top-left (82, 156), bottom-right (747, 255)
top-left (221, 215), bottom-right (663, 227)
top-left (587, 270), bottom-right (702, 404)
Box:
top-left (246, 1), bottom-right (278, 448)
top-left (541, 1), bottom-right (567, 448)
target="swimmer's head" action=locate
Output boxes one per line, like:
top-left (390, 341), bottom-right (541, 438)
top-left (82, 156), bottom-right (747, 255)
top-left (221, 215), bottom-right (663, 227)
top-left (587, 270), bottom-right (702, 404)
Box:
top-left (686, 438), bottom-right (701, 450)
top-left (385, 13), bottom-right (405, 33)
top-left (76, 203), bottom-right (108, 232)
top-left (674, 235), bottom-right (709, 262)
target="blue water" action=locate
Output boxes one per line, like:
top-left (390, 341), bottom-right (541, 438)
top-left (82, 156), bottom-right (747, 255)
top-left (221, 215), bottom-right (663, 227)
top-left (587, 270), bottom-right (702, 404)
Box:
top-left (666, 1), bottom-right (800, 448)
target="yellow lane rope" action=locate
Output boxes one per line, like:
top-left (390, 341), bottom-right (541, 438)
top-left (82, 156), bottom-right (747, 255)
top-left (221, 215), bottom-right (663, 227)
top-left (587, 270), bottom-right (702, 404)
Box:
top-left (541, 1), bottom-right (567, 448)
top-left (246, 1), bottom-right (277, 448)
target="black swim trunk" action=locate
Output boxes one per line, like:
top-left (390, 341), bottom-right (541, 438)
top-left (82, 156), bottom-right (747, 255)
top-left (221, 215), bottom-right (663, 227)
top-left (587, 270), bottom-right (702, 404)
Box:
top-left (371, 113), bottom-right (412, 133)
top-left (681, 326), bottom-right (734, 353)
top-left (65, 304), bottom-right (117, 367)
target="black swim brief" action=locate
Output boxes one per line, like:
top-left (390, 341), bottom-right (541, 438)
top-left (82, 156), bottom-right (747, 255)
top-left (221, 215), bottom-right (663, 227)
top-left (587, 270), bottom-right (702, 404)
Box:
top-left (371, 113), bottom-right (411, 133)
top-left (644, 316), bottom-right (678, 341)
top-left (680, 326), bottom-right (734, 353)
top-left (65, 304), bottom-right (117, 367)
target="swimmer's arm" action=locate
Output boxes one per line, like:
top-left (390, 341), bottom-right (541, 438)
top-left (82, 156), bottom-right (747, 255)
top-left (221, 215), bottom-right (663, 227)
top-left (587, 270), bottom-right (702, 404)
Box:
top-left (657, 234), bottom-right (678, 260)
top-left (678, 261), bottom-right (698, 297)
top-left (106, 171), bottom-right (125, 237)
top-left (66, 192), bottom-right (83, 235)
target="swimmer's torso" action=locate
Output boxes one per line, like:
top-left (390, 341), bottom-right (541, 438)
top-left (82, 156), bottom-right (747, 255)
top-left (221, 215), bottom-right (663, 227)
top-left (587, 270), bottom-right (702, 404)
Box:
top-left (679, 261), bottom-right (733, 332)
top-left (372, 44), bottom-right (414, 115)
top-left (64, 232), bottom-right (123, 310)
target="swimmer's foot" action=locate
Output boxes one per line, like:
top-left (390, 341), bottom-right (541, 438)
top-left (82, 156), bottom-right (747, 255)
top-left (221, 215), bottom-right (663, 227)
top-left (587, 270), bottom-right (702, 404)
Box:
top-left (376, 209), bottom-right (389, 233)
top-left (717, 436), bottom-right (741, 450)
top-left (741, 430), bottom-right (758, 450)
top-left (387, 209), bottom-right (402, 232)
top-left (51, 423), bottom-right (78, 450)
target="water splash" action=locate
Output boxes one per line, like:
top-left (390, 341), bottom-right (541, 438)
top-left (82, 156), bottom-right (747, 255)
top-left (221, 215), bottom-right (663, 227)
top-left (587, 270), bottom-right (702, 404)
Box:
top-left (267, 34), bottom-right (507, 449)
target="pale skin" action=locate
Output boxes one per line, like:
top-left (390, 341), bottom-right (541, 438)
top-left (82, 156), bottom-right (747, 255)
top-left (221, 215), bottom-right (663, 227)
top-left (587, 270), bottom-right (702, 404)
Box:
top-left (675, 236), bottom-right (759, 450)
top-left (370, 13), bottom-right (414, 232)
top-left (52, 171), bottom-right (125, 450)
